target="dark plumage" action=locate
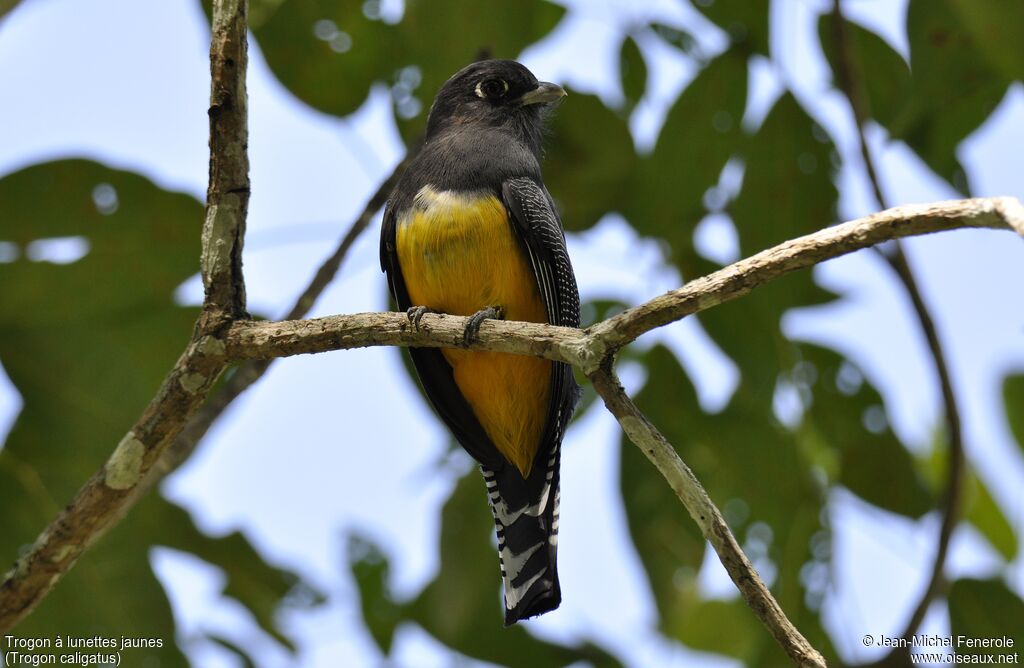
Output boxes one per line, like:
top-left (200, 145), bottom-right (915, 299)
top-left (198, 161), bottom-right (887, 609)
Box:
top-left (380, 60), bottom-right (580, 625)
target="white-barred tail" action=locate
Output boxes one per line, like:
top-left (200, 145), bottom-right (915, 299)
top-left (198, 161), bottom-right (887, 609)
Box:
top-left (481, 440), bottom-right (561, 625)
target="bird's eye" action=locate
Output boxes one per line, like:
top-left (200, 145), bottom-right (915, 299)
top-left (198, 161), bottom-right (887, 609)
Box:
top-left (475, 78), bottom-right (509, 100)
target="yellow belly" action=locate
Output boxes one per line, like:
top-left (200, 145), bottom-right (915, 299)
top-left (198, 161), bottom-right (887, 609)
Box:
top-left (396, 187), bottom-right (551, 477)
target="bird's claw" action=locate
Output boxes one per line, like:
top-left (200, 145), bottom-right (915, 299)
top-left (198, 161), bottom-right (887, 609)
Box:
top-left (407, 306), bottom-right (437, 331)
top-left (463, 305), bottom-right (505, 347)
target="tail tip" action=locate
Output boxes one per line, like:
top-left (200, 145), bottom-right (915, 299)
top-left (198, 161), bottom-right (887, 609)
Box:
top-left (503, 578), bottom-right (561, 626)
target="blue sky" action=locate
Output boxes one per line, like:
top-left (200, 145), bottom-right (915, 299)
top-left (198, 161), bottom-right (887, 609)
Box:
top-left (1, 0), bottom-right (1022, 666)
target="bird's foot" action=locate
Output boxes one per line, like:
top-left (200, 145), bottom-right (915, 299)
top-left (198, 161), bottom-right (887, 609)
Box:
top-left (463, 305), bottom-right (505, 347)
top-left (406, 306), bottom-right (438, 331)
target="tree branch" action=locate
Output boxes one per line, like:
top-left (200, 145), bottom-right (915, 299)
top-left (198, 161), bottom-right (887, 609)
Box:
top-left (212, 196), bottom-right (1019, 665)
top-left (133, 145), bottom-right (417, 500)
top-left (218, 197), bottom-right (1022, 370)
top-left (830, 4), bottom-right (969, 659)
top-left (213, 196), bottom-right (1020, 666)
top-left (1, 6), bottom-right (1021, 657)
top-left (588, 364), bottom-right (827, 667)
top-left (0, 0), bottom-right (250, 633)
top-left (201, 0), bottom-right (250, 321)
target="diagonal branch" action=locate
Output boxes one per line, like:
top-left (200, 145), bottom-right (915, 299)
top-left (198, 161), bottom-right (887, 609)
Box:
top-left (589, 364), bottom-right (827, 667)
top-left (135, 146), bottom-right (416, 495)
top-left (830, 3), bottom-right (969, 658)
top-left (196, 198), bottom-right (1021, 668)
top-left (0, 0), bottom-right (250, 633)
top-left (2, 0), bottom-right (1013, 656)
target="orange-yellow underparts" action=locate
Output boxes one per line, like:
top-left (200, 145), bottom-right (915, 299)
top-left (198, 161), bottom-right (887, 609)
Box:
top-left (396, 187), bottom-right (551, 477)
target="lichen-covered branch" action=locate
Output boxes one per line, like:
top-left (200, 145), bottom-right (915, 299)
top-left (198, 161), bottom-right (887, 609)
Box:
top-left (1, 27), bottom-right (1021, 662)
top-left (0, 0), bottom-right (250, 633)
top-left (222, 197), bottom-right (1024, 371)
top-left (201, 0), bottom-right (250, 321)
top-left (212, 195), bottom-right (1021, 665)
top-left (588, 365), bottom-right (827, 667)
top-left (586, 197), bottom-right (1023, 360)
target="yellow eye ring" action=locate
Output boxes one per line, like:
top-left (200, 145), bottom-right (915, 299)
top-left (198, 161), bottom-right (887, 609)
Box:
top-left (475, 78), bottom-right (509, 99)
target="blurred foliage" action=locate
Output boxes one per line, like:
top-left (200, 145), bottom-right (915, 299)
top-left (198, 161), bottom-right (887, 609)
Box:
top-left (949, 578), bottom-right (1024, 656)
top-left (2, 0), bottom-right (1022, 666)
top-left (693, 0), bottom-right (769, 56)
top-left (820, 0), bottom-right (1016, 193)
top-left (619, 35), bottom-right (647, 113)
top-left (0, 0), bottom-right (22, 21)
top-left (1005, 373), bottom-right (1024, 454)
top-left (349, 473), bottom-right (620, 666)
top-left (0, 161), bottom-right (321, 664)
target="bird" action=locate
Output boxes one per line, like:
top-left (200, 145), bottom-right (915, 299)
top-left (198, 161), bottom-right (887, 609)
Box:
top-left (379, 59), bottom-right (580, 625)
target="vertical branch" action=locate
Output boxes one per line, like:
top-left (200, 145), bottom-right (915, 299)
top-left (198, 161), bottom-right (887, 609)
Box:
top-left (830, 0), bottom-right (966, 652)
top-left (0, 0), bottom-right (250, 633)
top-left (589, 366), bottom-right (828, 668)
top-left (202, 0), bottom-right (250, 323)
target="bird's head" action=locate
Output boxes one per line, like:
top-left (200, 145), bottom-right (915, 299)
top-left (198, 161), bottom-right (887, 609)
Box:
top-left (424, 60), bottom-right (566, 155)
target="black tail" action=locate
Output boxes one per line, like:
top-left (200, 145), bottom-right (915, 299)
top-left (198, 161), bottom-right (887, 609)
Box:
top-left (481, 441), bottom-right (561, 625)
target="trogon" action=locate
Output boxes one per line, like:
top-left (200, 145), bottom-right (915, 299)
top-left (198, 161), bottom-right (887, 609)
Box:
top-left (380, 60), bottom-right (580, 625)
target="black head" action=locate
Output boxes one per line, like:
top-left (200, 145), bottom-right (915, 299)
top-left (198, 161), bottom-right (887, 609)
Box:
top-left (424, 60), bottom-right (566, 156)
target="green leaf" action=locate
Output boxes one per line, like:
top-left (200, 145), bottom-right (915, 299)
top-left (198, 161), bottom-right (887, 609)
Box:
top-left (617, 89), bottom-right (841, 658)
top-left (948, 578), bottom-right (1024, 655)
top-left (401, 0), bottom-right (565, 102)
top-left (964, 472), bottom-right (1017, 561)
top-left (219, 0), bottom-right (565, 124)
top-left (544, 91), bottom-right (636, 231)
top-left (796, 345), bottom-right (932, 518)
top-left (698, 92), bottom-right (838, 392)
top-left (819, 1), bottom-right (1011, 192)
top-left (243, 0), bottom-right (400, 118)
top-left (621, 347), bottom-right (707, 632)
top-left (627, 346), bottom-right (829, 656)
top-left (348, 533), bottom-right (401, 654)
top-left (1003, 373), bottom-right (1024, 454)
top-left (0, 160), bottom-right (315, 662)
top-left (0, 159), bottom-right (200, 507)
top-left (205, 634), bottom-right (257, 668)
top-left (0, 160), bottom-right (198, 661)
top-left (375, 470), bottom-right (620, 666)
top-left (677, 598), bottom-right (762, 659)
top-left (624, 48), bottom-right (747, 247)
top-left (692, 0), bottom-right (769, 55)
top-left (949, 0), bottom-right (1024, 81)
top-left (730, 93), bottom-right (836, 255)
top-left (888, 0), bottom-right (1011, 190)
top-left (153, 501), bottom-right (322, 651)
top-left (649, 23), bottom-right (699, 58)
top-left (817, 13), bottom-right (912, 127)
top-left (0, 0), bottom-right (23, 20)
top-left (619, 35), bottom-right (647, 112)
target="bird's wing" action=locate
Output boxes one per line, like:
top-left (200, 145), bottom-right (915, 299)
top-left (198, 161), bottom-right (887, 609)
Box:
top-left (380, 199), bottom-right (506, 470)
top-left (483, 177), bottom-right (579, 622)
top-left (501, 177), bottom-right (581, 457)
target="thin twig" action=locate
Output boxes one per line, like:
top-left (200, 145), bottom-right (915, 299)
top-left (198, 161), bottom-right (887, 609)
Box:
top-left (0, 0), bottom-right (250, 632)
top-left (138, 146), bottom-right (416, 490)
top-left (831, 2), bottom-right (967, 654)
top-left (589, 365), bottom-right (827, 667)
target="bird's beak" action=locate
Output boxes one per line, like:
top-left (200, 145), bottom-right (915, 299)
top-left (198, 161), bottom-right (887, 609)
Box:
top-left (517, 81), bottom-right (567, 106)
